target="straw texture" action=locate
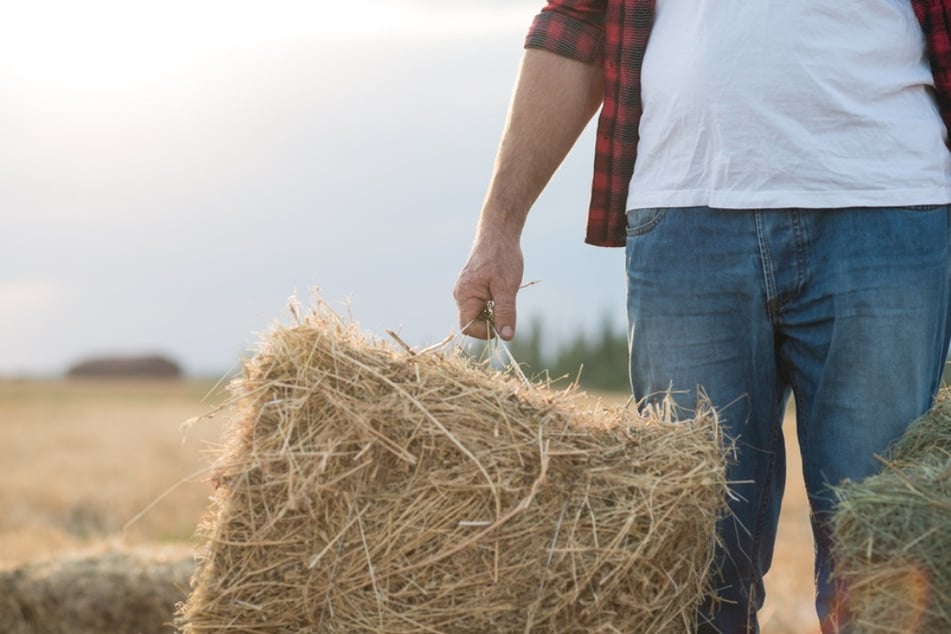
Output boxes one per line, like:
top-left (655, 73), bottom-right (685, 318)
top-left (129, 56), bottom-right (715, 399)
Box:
top-left (178, 301), bottom-right (727, 633)
top-left (0, 546), bottom-right (192, 634)
top-left (887, 388), bottom-right (951, 466)
top-left (831, 389), bottom-right (951, 633)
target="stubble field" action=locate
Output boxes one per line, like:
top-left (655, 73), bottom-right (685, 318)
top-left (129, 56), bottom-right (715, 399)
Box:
top-left (0, 379), bottom-right (818, 633)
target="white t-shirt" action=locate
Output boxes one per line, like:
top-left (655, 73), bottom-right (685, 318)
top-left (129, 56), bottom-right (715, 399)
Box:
top-left (626, 0), bottom-right (951, 210)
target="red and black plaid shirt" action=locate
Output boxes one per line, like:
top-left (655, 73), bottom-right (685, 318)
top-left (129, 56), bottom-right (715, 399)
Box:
top-left (526, 0), bottom-right (951, 247)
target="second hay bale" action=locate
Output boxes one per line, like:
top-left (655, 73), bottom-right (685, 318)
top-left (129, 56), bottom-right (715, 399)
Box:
top-left (887, 388), bottom-right (951, 466)
top-left (0, 546), bottom-right (192, 634)
top-left (831, 391), bottom-right (951, 633)
top-left (179, 303), bottom-right (728, 632)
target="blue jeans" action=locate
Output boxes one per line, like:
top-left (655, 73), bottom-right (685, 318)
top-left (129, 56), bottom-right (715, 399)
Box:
top-left (625, 206), bottom-right (951, 633)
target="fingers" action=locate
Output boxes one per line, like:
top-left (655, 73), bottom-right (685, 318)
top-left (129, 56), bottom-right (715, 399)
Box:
top-left (454, 282), bottom-right (519, 341)
top-left (453, 240), bottom-right (523, 340)
top-left (456, 295), bottom-right (492, 340)
top-left (490, 292), bottom-right (517, 340)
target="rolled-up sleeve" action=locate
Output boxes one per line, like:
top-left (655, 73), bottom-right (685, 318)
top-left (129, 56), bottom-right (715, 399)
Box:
top-left (524, 1), bottom-right (607, 65)
top-left (912, 0), bottom-right (951, 148)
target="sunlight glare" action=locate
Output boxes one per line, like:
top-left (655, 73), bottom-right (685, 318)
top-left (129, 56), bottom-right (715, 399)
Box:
top-left (1, 1), bottom-right (534, 95)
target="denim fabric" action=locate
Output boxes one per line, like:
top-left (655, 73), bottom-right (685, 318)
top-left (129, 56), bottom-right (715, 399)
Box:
top-left (625, 206), bottom-right (951, 633)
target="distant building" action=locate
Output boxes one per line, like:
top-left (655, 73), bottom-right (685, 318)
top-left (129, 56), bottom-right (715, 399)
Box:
top-left (66, 355), bottom-right (183, 379)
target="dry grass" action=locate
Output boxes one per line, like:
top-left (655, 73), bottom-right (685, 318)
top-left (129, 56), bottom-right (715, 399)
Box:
top-left (0, 543), bottom-right (193, 634)
top-left (180, 304), bottom-right (729, 632)
top-left (0, 378), bottom-right (229, 568)
top-left (761, 401), bottom-right (820, 634)
top-left (830, 391), bottom-right (951, 632)
top-left (0, 382), bottom-right (820, 633)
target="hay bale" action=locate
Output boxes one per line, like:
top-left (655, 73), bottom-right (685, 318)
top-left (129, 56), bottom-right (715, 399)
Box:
top-left (0, 546), bottom-right (193, 634)
top-left (178, 302), bottom-right (728, 633)
top-left (886, 389), bottom-right (951, 465)
top-left (832, 393), bottom-right (951, 633)
top-left (66, 354), bottom-right (183, 379)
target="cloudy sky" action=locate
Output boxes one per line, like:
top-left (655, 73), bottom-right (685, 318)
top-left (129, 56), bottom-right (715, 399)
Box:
top-left (1, 0), bottom-right (626, 377)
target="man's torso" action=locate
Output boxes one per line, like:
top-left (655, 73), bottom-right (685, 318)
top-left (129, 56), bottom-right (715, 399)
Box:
top-left (626, 0), bottom-right (951, 210)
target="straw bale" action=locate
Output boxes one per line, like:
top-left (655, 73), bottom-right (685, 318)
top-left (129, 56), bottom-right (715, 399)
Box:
top-left (0, 545), bottom-right (192, 634)
top-left (886, 388), bottom-right (951, 465)
top-left (832, 392), bottom-right (951, 633)
top-left (178, 302), bottom-right (728, 633)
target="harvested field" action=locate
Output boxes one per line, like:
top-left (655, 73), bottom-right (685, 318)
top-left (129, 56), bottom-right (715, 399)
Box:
top-left (0, 379), bottom-right (228, 568)
top-left (0, 381), bottom-right (822, 632)
top-left (0, 379), bottom-right (226, 633)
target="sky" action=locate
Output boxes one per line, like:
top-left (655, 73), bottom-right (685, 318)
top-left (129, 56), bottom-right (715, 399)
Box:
top-left (1, 0), bottom-right (626, 377)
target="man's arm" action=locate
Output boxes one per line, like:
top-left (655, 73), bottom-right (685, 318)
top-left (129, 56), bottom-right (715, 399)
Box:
top-left (453, 48), bottom-right (605, 340)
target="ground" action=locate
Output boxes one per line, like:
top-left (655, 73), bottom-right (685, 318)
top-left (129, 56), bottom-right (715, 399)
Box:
top-left (0, 379), bottom-right (818, 633)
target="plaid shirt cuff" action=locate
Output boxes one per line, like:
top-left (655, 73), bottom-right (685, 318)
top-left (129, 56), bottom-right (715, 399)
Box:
top-left (524, 10), bottom-right (605, 66)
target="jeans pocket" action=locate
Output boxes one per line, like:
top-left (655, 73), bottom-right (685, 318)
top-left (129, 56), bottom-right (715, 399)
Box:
top-left (626, 208), bottom-right (669, 236)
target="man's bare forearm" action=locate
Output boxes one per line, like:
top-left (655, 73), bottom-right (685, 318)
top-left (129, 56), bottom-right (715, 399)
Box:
top-left (476, 48), bottom-right (605, 242)
top-left (454, 48), bottom-right (604, 340)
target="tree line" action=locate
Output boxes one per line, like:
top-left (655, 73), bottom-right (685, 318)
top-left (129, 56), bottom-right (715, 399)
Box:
top-left (468, 314), bottom-right (631, 392)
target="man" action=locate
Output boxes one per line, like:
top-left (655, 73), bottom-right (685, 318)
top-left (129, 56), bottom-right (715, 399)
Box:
top-left (454, 1), bottom-right (951, 632)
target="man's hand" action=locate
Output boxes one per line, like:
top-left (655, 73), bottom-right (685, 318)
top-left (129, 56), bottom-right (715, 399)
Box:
top-left (453, 234), bottom-right (524, 340)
